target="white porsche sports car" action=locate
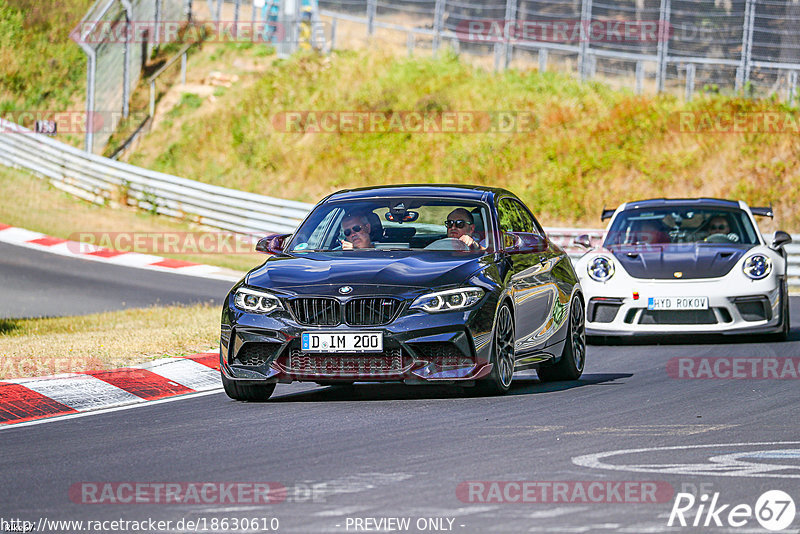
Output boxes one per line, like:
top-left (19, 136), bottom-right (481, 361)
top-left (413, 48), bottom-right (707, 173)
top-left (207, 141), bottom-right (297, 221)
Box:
top-left (573, 198), bottom-right (792, 339)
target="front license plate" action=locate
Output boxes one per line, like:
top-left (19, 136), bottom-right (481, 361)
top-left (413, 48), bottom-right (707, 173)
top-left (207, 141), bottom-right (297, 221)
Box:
top-left (647, 297), bottom-right (709, 310)
top-left (301, 332), bottom-right (383, 353)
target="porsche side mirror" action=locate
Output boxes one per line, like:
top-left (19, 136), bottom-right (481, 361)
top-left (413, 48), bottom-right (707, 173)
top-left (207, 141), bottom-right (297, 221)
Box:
top-left (771, 230), bottom-right (792, 250)
top-left (256, 233), bottom-right (291, 255)
top-left (503, 232), bottom-right (548, 254)
top-left (574, 234), bottom-right (592, 249)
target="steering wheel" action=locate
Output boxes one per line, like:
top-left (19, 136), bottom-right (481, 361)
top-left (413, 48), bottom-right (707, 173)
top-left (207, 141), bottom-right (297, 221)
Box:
top-left (424, 238), bottom-right (471, 251)
top-left (704, 233), bottom-right (739, 243)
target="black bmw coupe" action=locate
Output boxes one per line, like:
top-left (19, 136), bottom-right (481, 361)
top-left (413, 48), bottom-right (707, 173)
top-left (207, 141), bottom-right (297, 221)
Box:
top-left (220, 185), bottom-right (585, 400)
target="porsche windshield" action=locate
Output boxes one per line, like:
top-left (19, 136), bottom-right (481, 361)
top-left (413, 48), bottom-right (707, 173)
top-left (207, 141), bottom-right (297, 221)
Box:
top-left (286, 199), bottom-right (495, 253)
top-left (604, 207), bottom-right (760, 247)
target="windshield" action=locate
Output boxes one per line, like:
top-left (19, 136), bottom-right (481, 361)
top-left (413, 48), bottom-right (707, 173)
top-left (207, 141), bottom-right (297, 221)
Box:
top-left (286, 198), bottom-right (495, 253)
top-left (604, 207), bottom-right (759, 247)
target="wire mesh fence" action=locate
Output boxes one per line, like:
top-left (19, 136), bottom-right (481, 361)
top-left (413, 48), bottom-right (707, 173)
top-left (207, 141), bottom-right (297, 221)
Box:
top-left (317, 0), bottom-right (800, 104)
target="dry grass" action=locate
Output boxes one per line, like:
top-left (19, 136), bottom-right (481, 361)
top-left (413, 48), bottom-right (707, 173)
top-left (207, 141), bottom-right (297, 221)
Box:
top-left (0, 303), bottom-right (220, 379)
top-left (0, 165), bottom-right (264, 272)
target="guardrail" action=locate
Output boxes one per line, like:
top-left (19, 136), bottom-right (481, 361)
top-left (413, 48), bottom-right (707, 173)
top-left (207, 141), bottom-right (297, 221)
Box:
top-left (0, 118), bottom-right (798, 286)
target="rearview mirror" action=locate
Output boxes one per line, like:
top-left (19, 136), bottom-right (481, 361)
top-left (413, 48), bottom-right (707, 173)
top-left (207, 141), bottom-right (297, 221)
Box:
top-left (771, 230), bottom-right (792, 250)
top-left (574, 234), bottom-right (592, 249)
top-left (503, 232), bottom-right (548, 254)
top-left (256, 233), bottom-right (291, 255)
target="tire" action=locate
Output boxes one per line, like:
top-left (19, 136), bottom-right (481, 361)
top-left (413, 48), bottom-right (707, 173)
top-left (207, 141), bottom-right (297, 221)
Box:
top-left (221, 372), bottom-right (276, 401)
top-left (538, 295), bottom-right (586, 382)
top-left (474, 302), bottom-right (515, 395)
top-left (771, 282), bottom-right (790, 342)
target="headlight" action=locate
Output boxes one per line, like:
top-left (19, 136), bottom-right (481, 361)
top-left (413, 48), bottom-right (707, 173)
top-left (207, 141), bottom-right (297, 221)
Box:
top-left (410, 287), bottom-right (485, 313)
top-left (587, 256), bottom-right (615, 282)
top-left (742, 254), bottom-right (772, 280)
top-left (234, 287), bottom-right (283, 313)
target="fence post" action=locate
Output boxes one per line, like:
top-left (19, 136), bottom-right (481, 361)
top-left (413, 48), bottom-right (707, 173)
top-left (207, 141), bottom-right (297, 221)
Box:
top-left (685, 63), bottom-right (695, 101)
top-left (578, 0), bottom-right (592, 80)
top-left (330, 17), bottom-right (337, 51)
top-left (503, 0), bottom-right (517, 69)
top-left (736, 0), bottom-right (755, 92)
top-left (432, 0), bottom-right (445, 56)
top-left (234, 0), bottom-right (241, 36)
top-left (181, 51), bottom-right (187, 85)
top-left (538, 48), bottom-right (548, 72)
top-left (366, 0), bottom-right (376, 36)
top-left (149, 80), bottom-right (156, 117)
top-left (408, 31), bottom-right (415, 57)
top-left (789, 71), bottom-right (798, 105)
top-left (655, 0), bottom-right (671, 92)
top-left (186, 0), bottom-right (192, 22)
top-left (121, 0), bottom-right (134, 119)
top-left (85, 49), bottom-right (96, 153)
top-left (635, 60), bottom-right (644, 94)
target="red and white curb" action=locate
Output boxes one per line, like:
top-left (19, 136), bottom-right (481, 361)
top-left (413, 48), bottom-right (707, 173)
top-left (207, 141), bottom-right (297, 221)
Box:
top-left (0, 224), bottom-right (241, 281)
top-left (0, 353), bottom-right (223, 426)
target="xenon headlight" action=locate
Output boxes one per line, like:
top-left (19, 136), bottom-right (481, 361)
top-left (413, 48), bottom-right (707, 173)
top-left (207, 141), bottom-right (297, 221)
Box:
top-left (742, 254), bottom-right (772, 280)
top-left (587, 256), bottom-right (615, 282)
top-left (234, 287), bottom-right (283, 313)
top-left (410, 287), bottom-right (485, 313)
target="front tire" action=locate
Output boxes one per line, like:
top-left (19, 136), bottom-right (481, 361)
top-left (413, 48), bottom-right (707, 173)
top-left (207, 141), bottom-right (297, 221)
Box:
top-left (474, 303), bottom-right (515, 395)
top-left (772, 281), bottom-right (790, 342)
top-left (221, 372), bottom-right (276, 401)
top-left (538, 296), bottom-right (586, 382)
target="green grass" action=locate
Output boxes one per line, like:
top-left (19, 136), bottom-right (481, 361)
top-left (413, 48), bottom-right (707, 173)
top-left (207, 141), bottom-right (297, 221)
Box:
top-left (126, 48), bottom-right (800, 231)
top-left (0, 0), bottom-right (92, 113)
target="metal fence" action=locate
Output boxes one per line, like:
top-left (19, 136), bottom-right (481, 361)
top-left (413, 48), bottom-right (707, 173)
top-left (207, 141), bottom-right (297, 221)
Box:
top-left (73, 0), bottom-right (191, 154)
top-left (317, 0), bottom-right (800, 103)
top-left (1, 117), bottom-right (798, 285)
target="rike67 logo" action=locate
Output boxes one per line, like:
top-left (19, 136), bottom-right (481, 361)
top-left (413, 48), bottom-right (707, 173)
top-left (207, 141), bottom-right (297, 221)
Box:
top-left (668, 490), bottom-right (796, 531)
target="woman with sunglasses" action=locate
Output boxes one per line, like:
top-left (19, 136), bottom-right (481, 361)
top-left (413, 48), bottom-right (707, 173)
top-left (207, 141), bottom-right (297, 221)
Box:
top-left (341, 213), bottom-right (373, 250)
top-left (446, 208), bottom-right (486, 250)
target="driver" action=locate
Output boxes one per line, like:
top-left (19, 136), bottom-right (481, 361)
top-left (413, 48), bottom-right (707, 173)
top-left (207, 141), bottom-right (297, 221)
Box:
top-left (341, 212), bottom-right (373, 250)
top-left (706, 215), bottom-right (739, 242)
top-left (446, 208), bottom-right (485, 250)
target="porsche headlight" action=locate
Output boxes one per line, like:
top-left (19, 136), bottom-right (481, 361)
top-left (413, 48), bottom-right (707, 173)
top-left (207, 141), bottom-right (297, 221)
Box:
top-left (742, 254), bottom-right (772, 280)
top-left (410, 287), bottom-right (485, 313)
top-left (234, 287), bottom-right (283, 313)
top-left (587, 256), bottom-right (615, 282)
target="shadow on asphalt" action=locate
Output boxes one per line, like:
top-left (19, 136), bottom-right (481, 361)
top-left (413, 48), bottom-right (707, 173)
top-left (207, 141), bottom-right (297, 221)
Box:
top-left (265, 373), bottom-right (633, 402)
top-left (588, 327), bottom-right (799, 346)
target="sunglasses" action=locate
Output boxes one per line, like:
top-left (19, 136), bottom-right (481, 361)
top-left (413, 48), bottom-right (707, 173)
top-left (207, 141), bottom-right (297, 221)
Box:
top-left (710, 224), bottom-right (728, 231)
top-left (343, 225), bottom-right (365, 237)
top-left (445, 219), bottom-right (472, 229)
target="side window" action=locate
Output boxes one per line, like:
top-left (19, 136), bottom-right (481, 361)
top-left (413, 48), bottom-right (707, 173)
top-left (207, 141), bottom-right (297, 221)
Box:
top-left (497, 198), bottom-right (536, 234)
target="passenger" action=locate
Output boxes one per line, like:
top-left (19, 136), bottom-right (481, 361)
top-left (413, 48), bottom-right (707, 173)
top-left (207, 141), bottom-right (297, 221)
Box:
top-left (706, 215), bottom-right (739, 242)
top-left (446, 208), bottom-right (486, 250)
top-left (341, 212), bottom-right (373, 250)
top-left (633, 220), bottom-right (670, 244)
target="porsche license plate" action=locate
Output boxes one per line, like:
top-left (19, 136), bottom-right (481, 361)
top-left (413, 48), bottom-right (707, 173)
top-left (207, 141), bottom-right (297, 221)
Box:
top-left (647, 297), bottom-right (709, 310)
top-left (301, 332), bottom-right (383, 353)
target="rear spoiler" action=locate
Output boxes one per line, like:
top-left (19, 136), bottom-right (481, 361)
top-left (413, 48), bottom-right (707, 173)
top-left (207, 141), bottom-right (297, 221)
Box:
top-left (750, 205), bottom-right (773, 218)
top-left (601, 208), bottom-right (616, 221)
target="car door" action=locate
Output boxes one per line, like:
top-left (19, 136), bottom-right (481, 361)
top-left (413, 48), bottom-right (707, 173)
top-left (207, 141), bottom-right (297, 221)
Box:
top-left (496, 198), bottom-right (557, 354)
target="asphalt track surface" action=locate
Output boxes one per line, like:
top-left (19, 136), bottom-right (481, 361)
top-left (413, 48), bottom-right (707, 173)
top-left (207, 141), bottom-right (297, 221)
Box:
top-left (2, 242), bottom-right (800, 532)
top-left (0, 242), bottom-right (238, 318)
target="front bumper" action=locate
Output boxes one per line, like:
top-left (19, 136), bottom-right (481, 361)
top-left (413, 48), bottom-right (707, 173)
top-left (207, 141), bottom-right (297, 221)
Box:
top-left (582, 277), bottom-right (785, 336)
top-left (220, 301), bottom-right (496, 385)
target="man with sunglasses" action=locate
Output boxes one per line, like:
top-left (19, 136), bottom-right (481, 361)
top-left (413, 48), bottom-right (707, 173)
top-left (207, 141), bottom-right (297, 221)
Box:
top-left (705, 215), bottom-right (740, 243)
top-left (341, 212), bottom-right (373, 250)
top-left (446, 208), bottom-right (485, 250)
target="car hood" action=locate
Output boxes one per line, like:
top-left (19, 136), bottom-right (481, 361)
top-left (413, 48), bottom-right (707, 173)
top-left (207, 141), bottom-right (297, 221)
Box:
top-left (246, 251), bottom-right (486, 293)
top-left (608, 244), bottom-right (753, 279)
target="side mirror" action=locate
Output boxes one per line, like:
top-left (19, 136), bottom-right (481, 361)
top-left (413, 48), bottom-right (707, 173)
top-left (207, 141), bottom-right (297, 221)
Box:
top-left (574, 234), bottom-right (592, 249)
top-left (771, 230), bottom-right (792, 250)
top-left (503, 232), bottom-right (548, 254)
top-left (256, 233), bottom-right (291, 255)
